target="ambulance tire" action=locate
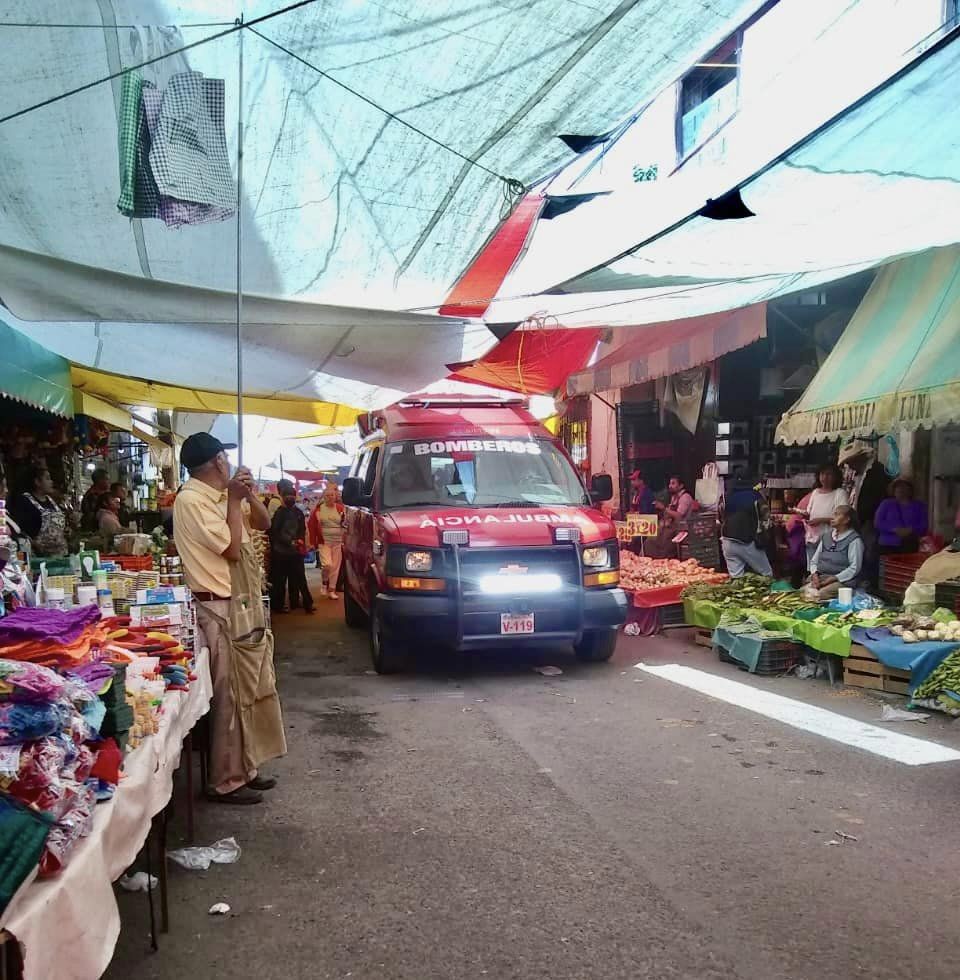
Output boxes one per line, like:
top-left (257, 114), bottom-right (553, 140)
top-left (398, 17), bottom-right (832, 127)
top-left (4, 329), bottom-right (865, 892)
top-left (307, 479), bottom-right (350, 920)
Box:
top-left (574, 629), bottom-right (617, 663)
top-left (370, 597), bottom-right (406, 674)
top-left (343, 584), bottom-right (366, 629)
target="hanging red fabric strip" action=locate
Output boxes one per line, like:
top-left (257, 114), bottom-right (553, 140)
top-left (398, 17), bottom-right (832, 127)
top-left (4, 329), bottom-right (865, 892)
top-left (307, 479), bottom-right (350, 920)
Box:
top-left (439, 193), bottom-right (544, 318)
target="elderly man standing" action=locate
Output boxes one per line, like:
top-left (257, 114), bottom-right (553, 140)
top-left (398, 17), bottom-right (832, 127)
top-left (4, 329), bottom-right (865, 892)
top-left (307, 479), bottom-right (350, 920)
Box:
top-left (174, 433), bottom-right (285, 805)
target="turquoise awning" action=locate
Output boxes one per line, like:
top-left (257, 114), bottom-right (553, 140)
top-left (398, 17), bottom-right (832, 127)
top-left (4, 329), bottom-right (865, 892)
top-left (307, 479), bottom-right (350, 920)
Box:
top-left (777, 245), bottom-right (960, 444)
top-left (0, 319), bottom-right (72, 417)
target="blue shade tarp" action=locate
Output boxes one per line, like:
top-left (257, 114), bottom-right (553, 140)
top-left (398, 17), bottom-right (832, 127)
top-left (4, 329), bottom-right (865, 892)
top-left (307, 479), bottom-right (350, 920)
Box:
top-left (0, 319), bottom-right (72, 417)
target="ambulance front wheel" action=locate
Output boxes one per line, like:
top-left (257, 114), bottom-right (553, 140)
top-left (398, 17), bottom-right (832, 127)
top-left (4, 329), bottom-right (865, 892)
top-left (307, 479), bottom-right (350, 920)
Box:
top-left (370, 597), bottom-right (406, 674)
top-left (574, 629), bottom-right (617, 663)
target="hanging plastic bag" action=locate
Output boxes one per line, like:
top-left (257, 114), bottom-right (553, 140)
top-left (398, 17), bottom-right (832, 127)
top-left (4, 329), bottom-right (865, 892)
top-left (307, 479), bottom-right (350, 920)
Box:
top-left (904, 582), bottom-right (936, 616)
top-left (695, 462), bottom-right (723, 512)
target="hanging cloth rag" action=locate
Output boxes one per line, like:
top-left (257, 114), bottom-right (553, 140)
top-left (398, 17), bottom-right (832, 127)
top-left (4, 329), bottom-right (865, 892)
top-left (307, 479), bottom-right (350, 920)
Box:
top-left (149, 70), bottom-right (237, 210)
top-left (227, 543), bottom-right (286, 776)
top-left (116, 72), bottom-right (159, 218)
top-left (141, 81), bottom-right (233, 228)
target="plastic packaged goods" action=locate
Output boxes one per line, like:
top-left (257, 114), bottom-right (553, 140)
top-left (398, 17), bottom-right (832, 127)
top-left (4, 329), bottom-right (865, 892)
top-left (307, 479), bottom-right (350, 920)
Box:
top-left (0, 660), bottom-right (67, 704)
top-left (0, 702), bottom-right (70, 745)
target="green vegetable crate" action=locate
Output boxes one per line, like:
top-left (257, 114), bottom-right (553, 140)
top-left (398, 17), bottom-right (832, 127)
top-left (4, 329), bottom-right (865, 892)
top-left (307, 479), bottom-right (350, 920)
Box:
top-left (718, 637), bottom-right (804, 676)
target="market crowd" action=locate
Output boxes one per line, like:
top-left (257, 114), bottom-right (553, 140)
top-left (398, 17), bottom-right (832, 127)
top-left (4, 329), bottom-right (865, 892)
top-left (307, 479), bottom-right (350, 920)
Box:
top-left (626, 439), bottom-right (936, 601)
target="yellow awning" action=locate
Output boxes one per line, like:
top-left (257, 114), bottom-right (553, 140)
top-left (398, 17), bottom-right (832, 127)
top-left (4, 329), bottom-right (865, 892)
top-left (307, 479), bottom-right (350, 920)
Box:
top-left (71, 367), bottom-right (362, 427)
top-left (72, 389), bottom-right (132, 430)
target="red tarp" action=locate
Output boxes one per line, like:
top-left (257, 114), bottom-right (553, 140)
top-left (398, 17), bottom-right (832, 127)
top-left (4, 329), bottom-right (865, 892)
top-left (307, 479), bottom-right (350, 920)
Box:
top-left (439, 193), bottom-right (544, 318)
top-left (449, 327), bottom-right (602, 395)
top-left (566, 304), bottom-right (767, 396)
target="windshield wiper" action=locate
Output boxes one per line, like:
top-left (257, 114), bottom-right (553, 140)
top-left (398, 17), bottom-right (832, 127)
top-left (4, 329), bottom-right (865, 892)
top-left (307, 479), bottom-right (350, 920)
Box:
top-left (388, 500), bottom-right (456, 509)
top-left (490, 500), bottom-right (541, 508)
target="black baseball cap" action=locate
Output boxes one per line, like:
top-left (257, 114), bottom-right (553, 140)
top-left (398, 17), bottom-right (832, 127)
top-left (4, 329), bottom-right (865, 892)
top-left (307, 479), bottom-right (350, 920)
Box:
top-left (181, 432), bottom-right (236, 471)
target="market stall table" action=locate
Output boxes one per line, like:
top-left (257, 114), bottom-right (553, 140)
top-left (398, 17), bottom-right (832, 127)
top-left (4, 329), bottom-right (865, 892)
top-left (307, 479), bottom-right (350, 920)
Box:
top-left (0, 649), bottom-right (211, 980)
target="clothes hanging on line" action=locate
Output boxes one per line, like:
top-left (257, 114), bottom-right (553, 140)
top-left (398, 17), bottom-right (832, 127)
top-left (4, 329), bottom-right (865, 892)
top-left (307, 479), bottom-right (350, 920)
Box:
top-left (116, 69), bottom-right (236, 227)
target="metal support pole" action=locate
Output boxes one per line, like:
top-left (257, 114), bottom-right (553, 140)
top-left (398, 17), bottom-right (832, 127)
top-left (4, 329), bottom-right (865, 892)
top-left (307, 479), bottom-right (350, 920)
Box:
top-left (235, 18), bottom-right (245, 464)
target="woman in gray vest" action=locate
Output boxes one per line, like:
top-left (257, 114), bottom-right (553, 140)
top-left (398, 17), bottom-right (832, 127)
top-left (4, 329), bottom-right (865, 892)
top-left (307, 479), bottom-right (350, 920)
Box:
top-left (807, 505), bottom-right (864, 600)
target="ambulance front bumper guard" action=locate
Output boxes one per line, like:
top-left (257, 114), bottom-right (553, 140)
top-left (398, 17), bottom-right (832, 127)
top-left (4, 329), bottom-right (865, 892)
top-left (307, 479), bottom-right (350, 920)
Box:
top-left (378, 541), bottom-right (627, 652)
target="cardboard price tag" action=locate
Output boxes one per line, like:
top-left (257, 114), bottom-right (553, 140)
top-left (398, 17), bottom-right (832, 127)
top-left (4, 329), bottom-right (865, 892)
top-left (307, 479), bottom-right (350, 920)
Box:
top-left (626, 513), bottom-right (659, 537)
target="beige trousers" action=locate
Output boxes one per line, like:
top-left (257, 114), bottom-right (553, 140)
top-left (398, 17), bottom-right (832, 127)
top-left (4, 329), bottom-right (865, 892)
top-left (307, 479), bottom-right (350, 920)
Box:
top-left (196, 600), bottom-right (257, 794)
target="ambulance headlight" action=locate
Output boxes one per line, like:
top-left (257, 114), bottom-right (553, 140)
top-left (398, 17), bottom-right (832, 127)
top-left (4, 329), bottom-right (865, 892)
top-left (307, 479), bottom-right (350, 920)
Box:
top-left (404, 550), bottom-right (433, 572)
top-left (582, 546), bottom-right (609, 568)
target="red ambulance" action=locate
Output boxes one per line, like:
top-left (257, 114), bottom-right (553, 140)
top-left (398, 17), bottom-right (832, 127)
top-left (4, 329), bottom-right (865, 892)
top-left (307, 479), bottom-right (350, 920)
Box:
top-left (340, 394), bottom-right (628, 673)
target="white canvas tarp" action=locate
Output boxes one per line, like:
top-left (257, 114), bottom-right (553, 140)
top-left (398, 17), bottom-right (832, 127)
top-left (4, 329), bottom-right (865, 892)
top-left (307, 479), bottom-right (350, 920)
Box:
top-left (485, 26), bottom-right (960, 329)
top-left (0, 0), bottom-right (765, 408)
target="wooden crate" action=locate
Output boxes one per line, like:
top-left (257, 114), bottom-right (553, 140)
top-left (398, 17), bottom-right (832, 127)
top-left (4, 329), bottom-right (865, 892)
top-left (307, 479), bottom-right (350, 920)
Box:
top-left (694, 627), bottom-right (714, 648)
top-left (843, 642), bottom-right (911, 694)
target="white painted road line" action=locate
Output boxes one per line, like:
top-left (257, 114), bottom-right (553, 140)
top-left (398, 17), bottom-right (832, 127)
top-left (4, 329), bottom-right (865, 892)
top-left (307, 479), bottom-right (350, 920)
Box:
top-left (636, 663), bottom-right (960, 766)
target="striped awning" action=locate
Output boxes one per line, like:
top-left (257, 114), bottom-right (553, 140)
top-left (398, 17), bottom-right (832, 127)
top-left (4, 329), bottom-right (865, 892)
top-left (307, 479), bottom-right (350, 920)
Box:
top-left (777, 245), bottom-right (960, 445)
top-left (566, 303), bottom-right (766, 395)
top-left (0, 319), bottom-right (72, 416)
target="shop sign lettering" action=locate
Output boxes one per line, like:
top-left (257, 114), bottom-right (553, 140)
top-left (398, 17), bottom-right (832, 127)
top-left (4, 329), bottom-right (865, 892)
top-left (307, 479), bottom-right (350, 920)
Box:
top-left (898, 392), bottom-right (931, 422)
top-left (813, 401), bottom-right (877, 435)
top-left (632, 164), bottom-right (659, 183)
top-left (813, 392), bottom-right (933, 435)
top-left (419, 512), bottom-right (588, 529)
top-left (413, 439), bottom-right (541, 456)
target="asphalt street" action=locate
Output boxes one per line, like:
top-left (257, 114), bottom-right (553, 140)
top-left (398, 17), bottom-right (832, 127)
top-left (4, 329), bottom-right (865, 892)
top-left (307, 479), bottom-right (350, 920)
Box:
top-left (106, 568), bottom-right (960, 980)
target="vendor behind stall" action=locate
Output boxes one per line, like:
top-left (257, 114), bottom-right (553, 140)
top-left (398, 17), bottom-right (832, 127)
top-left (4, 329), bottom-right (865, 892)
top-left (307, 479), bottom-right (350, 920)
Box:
top-left (80, 468), bottom-right (109, 531)
top-left (874, 479), bottom-right (927, 555)
top-left (96, 493), bottom-right (124, 538)
top-left (654, 475), bottom-right (695, 527)
top-left (795, 465), bottom-right (848, 567)
top-left (807, 505), bottom-right (864, 600)
top-left (9, 465), bottom-right (68, 557)
top-left (628, 470), bottom-right (655, 514)
top-left (110, 481), bottom-right (132, 527)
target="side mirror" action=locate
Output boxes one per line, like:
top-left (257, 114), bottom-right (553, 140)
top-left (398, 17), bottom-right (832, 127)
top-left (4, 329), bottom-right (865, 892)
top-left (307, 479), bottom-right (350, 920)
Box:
top-left (341, 477), bottom-right (366, 507)
top-left (589, 473), bottom-right (613, 504)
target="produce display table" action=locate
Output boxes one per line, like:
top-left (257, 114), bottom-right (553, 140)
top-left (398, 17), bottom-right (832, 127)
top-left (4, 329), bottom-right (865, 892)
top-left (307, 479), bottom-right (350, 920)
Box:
top-left (628, 576), bottom-right (727, 609)
top-left (847, 628), bottom-right (960, 693)
top-left (0, 649), bottom-right (212, 980)
top-left (682, 597), bottom-right (855, 656)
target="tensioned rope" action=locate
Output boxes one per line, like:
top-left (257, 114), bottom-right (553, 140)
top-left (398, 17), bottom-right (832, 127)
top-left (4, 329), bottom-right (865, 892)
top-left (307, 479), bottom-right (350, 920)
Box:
top-left (0, 1), bottom-right (525, 200)
top-left (246, 26), bottom-right (525, 201)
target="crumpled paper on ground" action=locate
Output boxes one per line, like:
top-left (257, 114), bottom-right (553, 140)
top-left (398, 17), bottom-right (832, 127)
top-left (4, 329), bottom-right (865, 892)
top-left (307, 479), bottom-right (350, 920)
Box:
top-left (168, 836), bottom-right (241, 871)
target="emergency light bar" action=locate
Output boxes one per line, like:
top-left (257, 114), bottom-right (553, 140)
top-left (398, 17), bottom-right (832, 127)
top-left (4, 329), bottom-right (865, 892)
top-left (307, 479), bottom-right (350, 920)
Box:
top-left (442, 529), bottom-right (469, 545)
top-left (553, 527), bottom-right (581, 543)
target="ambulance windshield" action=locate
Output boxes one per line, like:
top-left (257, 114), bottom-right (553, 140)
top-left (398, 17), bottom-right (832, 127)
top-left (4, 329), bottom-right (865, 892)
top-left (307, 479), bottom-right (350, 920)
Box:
top-left (382, 438), bottom-right (588, 509)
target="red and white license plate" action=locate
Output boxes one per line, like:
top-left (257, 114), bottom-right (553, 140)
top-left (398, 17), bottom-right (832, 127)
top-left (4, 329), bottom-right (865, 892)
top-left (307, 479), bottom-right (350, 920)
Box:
top-left (500, 613), bottom-right (535, 635)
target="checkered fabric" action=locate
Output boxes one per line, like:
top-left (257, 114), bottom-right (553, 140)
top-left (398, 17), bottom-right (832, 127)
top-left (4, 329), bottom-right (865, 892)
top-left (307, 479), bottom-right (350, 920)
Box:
top-left (116, 71), bottom-right (143, 216)
top-left (142, 82), bottom-right (232, 228)
top-left (148, 70), bottom-right (237, 210)
top-left (116, 72), bottom-right (161, 218)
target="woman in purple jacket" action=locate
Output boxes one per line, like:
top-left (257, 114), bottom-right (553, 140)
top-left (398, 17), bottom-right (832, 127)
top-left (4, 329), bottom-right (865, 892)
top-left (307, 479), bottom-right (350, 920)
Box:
top-left (873, 479), bottom-right (928, 555)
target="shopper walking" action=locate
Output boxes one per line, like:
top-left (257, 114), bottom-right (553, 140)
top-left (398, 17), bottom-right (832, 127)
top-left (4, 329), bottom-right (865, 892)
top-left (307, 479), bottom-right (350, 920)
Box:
top-left (720, 474), bottom-right (772, 578)
top-left (173, 433), bottom-right (283, 806)
top-left (309, 484), bottom-right (345, 599)
top-left (270, 480), bottom-right (315, 614)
